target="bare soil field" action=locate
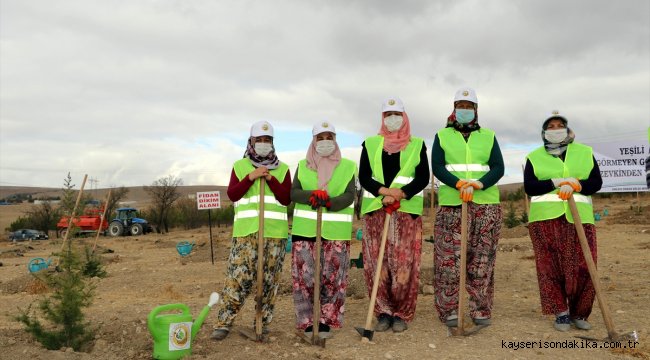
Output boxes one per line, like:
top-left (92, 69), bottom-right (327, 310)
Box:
top-left (0, 194), bottom-right (649, 360)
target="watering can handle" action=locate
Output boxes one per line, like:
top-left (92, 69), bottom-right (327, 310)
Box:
top-left (29, 258), bottom-right (45, 266)
top-left (147, 303), bottom-right (191, 333)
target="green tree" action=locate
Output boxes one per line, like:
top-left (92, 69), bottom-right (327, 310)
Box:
top-left (16, 243), bottom-right (95, 351)
top-left (26, 201), bottom-right (61, 234)
top-left (504, 202), bottom-right (520, 228)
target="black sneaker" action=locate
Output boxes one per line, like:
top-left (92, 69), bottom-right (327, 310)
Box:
top-left (318, 323), bottom-right (332, 339)
top-left (375, 313), bottom-right (393, 332)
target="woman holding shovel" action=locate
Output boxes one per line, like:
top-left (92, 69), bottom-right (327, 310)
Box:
top-left (358, 97), bottom-right (429, 333)
top-left (431, 87), bottom-right (504, 329)
top-left (290, 121), bottom-right (357, 340)
top-left (524, 111), bottom-right (602, 332)
top-left (211, 120), bottom-right (292, 341)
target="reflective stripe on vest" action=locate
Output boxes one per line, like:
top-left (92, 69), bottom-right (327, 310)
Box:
top-left (526, 143), bottom-right (595, 224)
top-left (291, 158), bottom-right (357, 240)
top-left (360, 136), bottom-right (424, 215)
top-left (232, 158), bottom-right (289, 238)
top-left (437, 127), bottom-right (500, 206)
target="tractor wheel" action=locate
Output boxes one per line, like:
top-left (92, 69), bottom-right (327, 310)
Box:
top-left (59, 228), bottom-right (68, 239)
top-left (130, 223), bottom-right (143, 236)
top-left (108, 222), bottom-right (123, 237)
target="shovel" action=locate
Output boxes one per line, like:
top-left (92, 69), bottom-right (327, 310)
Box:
top-left (295, 207), bottom-right (327, 347)
top-left (449, 200), bottom-right (489, 336)
top-left (355, 203), bottom-right (398, 342)
top-left (568, 195), bottom-right (637, 343)
top-left (239, 178), bottom-right (269, 342)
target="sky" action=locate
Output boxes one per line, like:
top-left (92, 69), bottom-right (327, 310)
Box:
top-left (1, 0), bottom-right (649, 190)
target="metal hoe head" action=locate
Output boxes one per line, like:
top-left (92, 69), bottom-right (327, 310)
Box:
top-left (576, 330), bottom-right (638, 343)
top-left (238, 328), bottom-right (269, 343)
top-left (355, 327), bottom-right (374, 342)
top-left (295, 331), bottom-right (327, 348)
top-left (448, 323), bottom-right (489, 337)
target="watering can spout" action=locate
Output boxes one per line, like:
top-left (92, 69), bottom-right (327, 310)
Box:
top-left (192, 292), bottom-right (220, 338)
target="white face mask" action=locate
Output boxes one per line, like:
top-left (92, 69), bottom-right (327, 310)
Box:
top-left (254, 142), bottom-right (273, 157)
top-left (315, 140), bottom-right (336, 156)
top-left (544, 129), bottom-right (568, 144)
top-left (384, 115), bottom-right (404, 132)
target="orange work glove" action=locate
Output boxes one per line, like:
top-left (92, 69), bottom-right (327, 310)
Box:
top-left (460, 185), bottom-right (474, 202)
top-left (456, 179), bottom-right (469, 190)
top-left (558, 184), bottom-right (574, 200)
top-left (559, 178), bottom-right (582, 192)
top-left (458, 180), bottom-right (483, 202)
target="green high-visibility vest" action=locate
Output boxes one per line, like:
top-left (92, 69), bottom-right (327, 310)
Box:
top-left (232, 158), bottom-right (289, 238)
top-left (527, 143), bottom-right (595, 224)
top-left (437, 127), bottom-right (500, 206)
top-left (291, 158), bottom-right (357, 240)
top-left (361, 135), bottom-right (424, 215)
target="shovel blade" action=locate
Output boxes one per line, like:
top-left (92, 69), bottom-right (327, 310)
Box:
top-left (238, 328), bottom-right (268, 343)
top-left (447, 324), bottom-right (489, 337)
top-left (355, 326), bottom-right (374, 341)
top-left (294, 331), bottom-right (327, 347)
top-left (576, 330), bottom-right (638, 343)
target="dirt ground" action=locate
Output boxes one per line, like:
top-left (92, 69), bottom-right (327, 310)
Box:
top-left (0, 195), bottom-right (649, 360)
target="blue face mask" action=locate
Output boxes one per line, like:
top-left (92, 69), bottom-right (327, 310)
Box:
top-left (455, 109), bottom-right (475, 124)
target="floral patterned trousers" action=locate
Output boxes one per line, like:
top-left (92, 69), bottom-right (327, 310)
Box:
top-left (433, 203), bottom-right (502, 322)
top-left (529, 217), bottom-right (597, 318)
top-left (362, 210), bottom-right (422, 322)
top-left (213, 234), bottom-right (286, 329)
top-left (291, 240), bottom-right (350, 330)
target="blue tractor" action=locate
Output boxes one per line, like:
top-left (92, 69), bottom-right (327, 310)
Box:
top-left (108, 207), bottom-right (153, 237)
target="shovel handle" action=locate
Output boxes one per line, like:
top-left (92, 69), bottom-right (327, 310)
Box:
top-left (312, 207), bottom-right (323, 342)
top-left (255, 177), bottom-right (266, 338)
top-left (362, 212), bottom-right (391, 338)
top-left (567, 196), bottom-right (618, 339)
top-left (457, 201), bottom-right (468, 335)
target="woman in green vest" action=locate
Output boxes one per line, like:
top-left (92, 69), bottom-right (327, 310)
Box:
top-left (431, 87), bottom-right (504, 329)
top-left (211, 120), bottom-right (292, 341)
top-left (359, 97), bottom-right (430, 333)
top-left (290, 121), bottom-right (357, 339)
top-left (524, 111), bottom-right (602, 332)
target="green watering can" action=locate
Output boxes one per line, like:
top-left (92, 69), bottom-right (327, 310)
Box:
top-left (147, 292), bottom-right (219, 360)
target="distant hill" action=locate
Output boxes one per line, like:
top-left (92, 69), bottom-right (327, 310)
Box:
top-left (1, 183), bottom-right (524, 205)
top-left (0, 185), bottom-right (230, 208)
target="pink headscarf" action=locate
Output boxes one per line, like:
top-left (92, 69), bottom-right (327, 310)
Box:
top-left (379, 112), bottom-right (412, 154)
top-left (305, 135), bottom-right (342, 191)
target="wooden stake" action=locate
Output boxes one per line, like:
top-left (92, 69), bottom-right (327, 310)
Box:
top-left (92, 189), bottom-right (112, 254)
top-left (521, 164), bottom-right (529, 214)
top-left (57, 174), bottom-right (88, 265)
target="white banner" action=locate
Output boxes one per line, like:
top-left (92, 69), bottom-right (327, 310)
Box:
top-left (196, 191), bottom-right (221, 210)
top-left (586, 136), bottom-right (648, 193)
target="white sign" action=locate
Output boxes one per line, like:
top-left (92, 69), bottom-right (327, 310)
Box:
top-left (196, 191), bottom-right (221, 210)
top-left (587, 136), bottom-right (648, 193)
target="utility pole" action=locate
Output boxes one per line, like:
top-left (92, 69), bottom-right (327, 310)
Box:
top-left (89, 177), bottom-right (99, 199)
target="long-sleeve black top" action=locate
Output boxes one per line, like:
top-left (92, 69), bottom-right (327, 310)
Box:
top-left (430, 132), bottom-right (504, 189)
top-left (358, 140), bottom-right (430, 206)
top-left (523, 155), bottom-right (602, 196)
